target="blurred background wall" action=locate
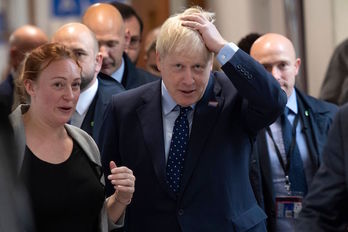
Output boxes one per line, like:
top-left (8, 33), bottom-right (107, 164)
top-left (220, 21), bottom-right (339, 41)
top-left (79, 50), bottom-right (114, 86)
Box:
top-left (1, 0), bottom-right (347, 97)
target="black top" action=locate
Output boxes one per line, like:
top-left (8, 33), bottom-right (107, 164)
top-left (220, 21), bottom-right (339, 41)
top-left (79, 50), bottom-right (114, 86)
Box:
top-left (21, 141), bottom-right (105, 232)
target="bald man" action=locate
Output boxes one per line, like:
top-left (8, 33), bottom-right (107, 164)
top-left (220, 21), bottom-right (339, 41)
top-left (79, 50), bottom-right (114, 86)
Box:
top-left (52, 22), bottom-right (124, 142)
top-left (249, 33), bottom-right (337, 232)
top-left (82, 3), bottom-right (157, 90)
top-left (0, 25), bottom-right (48, 114)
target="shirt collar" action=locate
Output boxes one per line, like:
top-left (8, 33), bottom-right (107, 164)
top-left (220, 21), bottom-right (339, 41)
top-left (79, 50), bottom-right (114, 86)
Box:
top-left (75, 78), bottom-right (98, 115)
top-left (161, 81), bottom-right (195, 115)
top-left (111, 57), bottom-right (125, 84)
top-left (162, 81), bottom-right (177, 115)
top-left (286, 88), bottom-right (298, 114)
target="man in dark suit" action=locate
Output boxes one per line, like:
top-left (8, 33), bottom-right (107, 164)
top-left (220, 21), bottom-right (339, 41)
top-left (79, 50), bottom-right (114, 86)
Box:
top-left (98, 7), bottom-right (287, 231)
top-left (0, 25), bottom-right (48, 114)
top-left (249, 33), bottom-right (337, 231)
top-left (296, 104), bottom-right (348, 231)
top-left (52, 22), bottom-right (124, 142)
top-left (82, 3), bottom-right (157, 90)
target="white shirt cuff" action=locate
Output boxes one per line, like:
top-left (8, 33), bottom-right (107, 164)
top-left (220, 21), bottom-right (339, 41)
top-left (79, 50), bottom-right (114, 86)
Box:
top-left (216, 42), bottom-right (239, 66)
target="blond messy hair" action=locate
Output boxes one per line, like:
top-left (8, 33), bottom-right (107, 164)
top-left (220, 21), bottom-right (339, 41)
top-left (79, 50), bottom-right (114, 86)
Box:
top-left (156, 6), bottom-right (215, 62)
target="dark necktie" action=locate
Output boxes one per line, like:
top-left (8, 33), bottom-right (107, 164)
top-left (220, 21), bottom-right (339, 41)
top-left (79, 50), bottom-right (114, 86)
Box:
top-left (281, 107), bottom-right (307, 195)
top-left (166, 106), bottom-right (191, 193)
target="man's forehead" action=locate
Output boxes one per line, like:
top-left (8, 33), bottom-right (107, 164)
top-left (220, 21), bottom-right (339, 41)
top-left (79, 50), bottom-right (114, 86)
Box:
top-left (257, 55), bottom-right (292, 65)
top-left (58, 37), bottom-right (91, 50)
top-left (255, 45), bottom-right (291, 58)
top-left (125, 16), bottom-right (140, 29)
top-left (165, 51), bottom-right (211, 64)
top-left (56, 29), bottom-right (86, 41)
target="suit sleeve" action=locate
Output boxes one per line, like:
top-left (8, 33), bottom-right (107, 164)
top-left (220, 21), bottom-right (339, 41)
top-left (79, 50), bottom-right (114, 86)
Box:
top-left (296, 108), bottom-right (348, 231)
top-left (98, 98), bottom-right (120, 197)
top-left (221, 49), bottom-right (287, 134)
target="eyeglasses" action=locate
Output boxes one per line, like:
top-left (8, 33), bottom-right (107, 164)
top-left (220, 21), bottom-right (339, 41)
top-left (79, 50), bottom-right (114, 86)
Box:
top-left (129, 36), bottom-right (141, 49)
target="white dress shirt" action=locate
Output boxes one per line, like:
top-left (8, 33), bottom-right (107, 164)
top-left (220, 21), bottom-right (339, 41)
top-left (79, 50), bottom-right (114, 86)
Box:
top-left (111, 58), bottom-right (125, 84)
top-left (70, 78), bottom-right (98, 128)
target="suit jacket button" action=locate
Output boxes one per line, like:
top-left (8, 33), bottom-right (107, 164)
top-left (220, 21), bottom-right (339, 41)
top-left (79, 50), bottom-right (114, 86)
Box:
top-left (178, 209), bottom-right (184, 216)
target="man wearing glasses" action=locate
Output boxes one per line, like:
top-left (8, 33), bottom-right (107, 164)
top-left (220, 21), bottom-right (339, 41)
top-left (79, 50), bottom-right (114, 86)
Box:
top-left (111, 1), bottom-right (143, 64)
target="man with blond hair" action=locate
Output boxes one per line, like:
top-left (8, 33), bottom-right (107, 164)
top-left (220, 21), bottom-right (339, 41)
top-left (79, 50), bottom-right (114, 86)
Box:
top-left (99, 6), bottom-right (287, 231)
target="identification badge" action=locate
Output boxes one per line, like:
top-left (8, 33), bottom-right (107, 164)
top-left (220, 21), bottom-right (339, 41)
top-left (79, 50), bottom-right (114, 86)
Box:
top-left (275, 195), bottom-right (303, 219)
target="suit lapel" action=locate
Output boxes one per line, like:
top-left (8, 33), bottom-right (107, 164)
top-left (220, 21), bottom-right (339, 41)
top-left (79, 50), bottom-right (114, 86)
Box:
top-left (257, 130), bottom-right (274, 197)
top-left (296, 93), bottom-right (320, 167)
top-left (136, 81), bottom-right (176, 199)
top-left (256, 128), bottom-right (278, 223)
top-left (179, 76), bottom-right (223, 196)
top-left (81, 91), bottom-right (98, 137)
top-left (122, 53), bottom-right (137, 90)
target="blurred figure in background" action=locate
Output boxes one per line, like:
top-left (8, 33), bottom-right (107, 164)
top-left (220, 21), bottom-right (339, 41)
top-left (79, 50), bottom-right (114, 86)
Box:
top-left (237, 32), bottom-right (262, 54)
top-left (82, 3), bottom-right (157, 90)
top-left (110, 1), bottom-right (143, 64)
top-left (52, 22), bottom-right (124, 142)
top-left (0, 99), bottom-right (34, 232)
top-left (320, 38), bottom-right (348, 105)
top-left (0, 25), bottom-right (48, 114)
top-left (143, 26), bottom-right (161, 76)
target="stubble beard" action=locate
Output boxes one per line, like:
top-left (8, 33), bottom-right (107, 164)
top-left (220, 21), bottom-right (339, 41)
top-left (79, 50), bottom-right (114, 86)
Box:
top-left (80, 72), bottom-right (95, 91)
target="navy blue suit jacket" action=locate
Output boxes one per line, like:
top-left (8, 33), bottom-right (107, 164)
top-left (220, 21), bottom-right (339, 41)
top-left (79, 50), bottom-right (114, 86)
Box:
top-left (249, 88), bottom-right (338, 231)
top-left (297, 104), bottom-right (348, 231)
top-left (99, 50), bottom-right (287, 232)
top-left (121, 53), bottom-right (158, 90)
top-left (81, 72), bottom-right (124, 142)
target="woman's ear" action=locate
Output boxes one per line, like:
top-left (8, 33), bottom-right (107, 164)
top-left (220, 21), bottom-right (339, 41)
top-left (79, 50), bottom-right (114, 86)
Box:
top-left (23, 79), bottom-right (35, 97)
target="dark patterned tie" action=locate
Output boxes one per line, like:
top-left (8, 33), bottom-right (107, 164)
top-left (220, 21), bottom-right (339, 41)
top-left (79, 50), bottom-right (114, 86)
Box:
top-left (281, 107), bottom-right (307, 195)
top-left (166, 106), bottom-right (191, 193)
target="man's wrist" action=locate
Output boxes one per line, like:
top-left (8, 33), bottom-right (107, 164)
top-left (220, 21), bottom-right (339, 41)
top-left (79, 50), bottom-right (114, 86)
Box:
top-left (216, 42), bottom-right (239, 66)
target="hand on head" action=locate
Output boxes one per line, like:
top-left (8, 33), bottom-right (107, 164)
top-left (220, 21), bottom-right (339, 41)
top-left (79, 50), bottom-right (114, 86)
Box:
top-left (108, 161), bottom-right (135, 205)
top-left (180, 12), bottom-right (227, 54)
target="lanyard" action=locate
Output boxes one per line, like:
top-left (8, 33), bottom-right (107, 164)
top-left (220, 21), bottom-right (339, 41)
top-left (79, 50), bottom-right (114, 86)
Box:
top-left (266, 113), bottom-right (300, 191)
